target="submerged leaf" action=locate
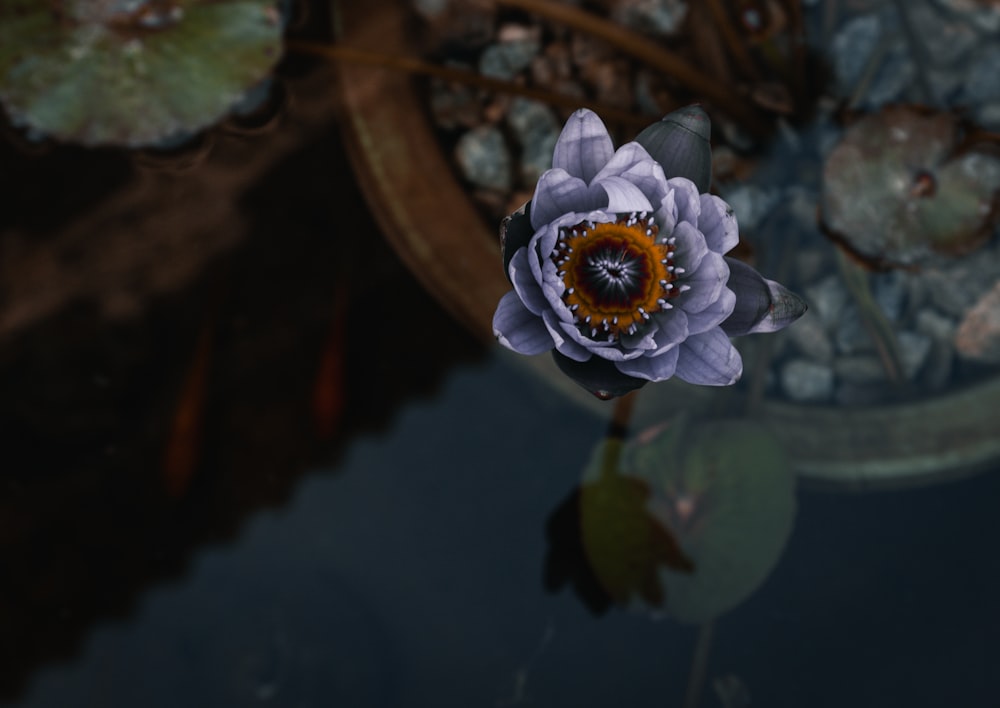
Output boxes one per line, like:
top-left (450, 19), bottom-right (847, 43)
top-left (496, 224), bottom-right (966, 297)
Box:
top-left (580, 434), bottom-right (694, 608)
top-left (581, 417), bottom-right (795, 622)
top-left (0, 0), bottom-right (284, 147)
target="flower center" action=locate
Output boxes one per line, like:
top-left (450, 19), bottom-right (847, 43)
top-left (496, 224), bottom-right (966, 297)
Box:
top-left (551, 212), bottom-right (678, 340)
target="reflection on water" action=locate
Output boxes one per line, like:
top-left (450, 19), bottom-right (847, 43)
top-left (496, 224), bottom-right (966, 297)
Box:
top-left (7, 355), bottom-right (1000, 707)
top-left (2, 0), bottom-right (1000, 706)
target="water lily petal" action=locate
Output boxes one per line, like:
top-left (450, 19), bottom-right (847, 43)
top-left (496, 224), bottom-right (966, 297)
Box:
top-left (671, 221), bottom-right (709, 274)
top-left (652, 308), bottom-right (689, 349)
top-left (675, 250), bottom-right (729, 314)
top-left (493, 291), bottom-right (554, 355)
top-left (615, 345), bottom-right (680, 381)
top-left (698, 194), bottom-right (739, 255)
top-left (531, 169), bottom-right (606, 230)
top-left (592, 141), bottom-right (654, 180)
top-left (666, 177), bottom-right (701, 225)
top-left (721, 258), bottom-right (808, 335)
top-left (656, 187), bottom-right (679, 234)
top-left (555, 315), bottom-right (620, 350)
top-left (589, 343), bottom-right (647, 361)
top-left (598, 175), bottom-right (654, 214)
top-left (620, 318), bottom-right (660, 350)
top-left (619, 160), bottom-right (670, 208)
top-left (552, 108), bottom-right (615, 184)
top-left (552, 351), bottom-right (648, 398)
top-left (674, 328), bottom-right (743, 385)
top-left (542, 309), bottom-right (593, 361)
top-left (685, 285), bottom-right (736, 335)
top-left (508, 247), bottom-right (548, 316)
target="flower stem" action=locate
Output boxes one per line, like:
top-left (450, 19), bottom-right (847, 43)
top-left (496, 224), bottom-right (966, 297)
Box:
top-left (494, 0), bottom-right (770, 135)
top-left (287, 40), bottom-right (654, 132)
top-left (681, 620), bottom-right (715, 708)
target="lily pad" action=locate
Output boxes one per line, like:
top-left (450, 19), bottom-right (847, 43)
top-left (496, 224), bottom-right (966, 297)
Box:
top-left (0, 0), bottom-right (283, 147)
top-left (581, 417), bottom-right (795, 622)
top-left (821, 106), bottom-right (1000, 267)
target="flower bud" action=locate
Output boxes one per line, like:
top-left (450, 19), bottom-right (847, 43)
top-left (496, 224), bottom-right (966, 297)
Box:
top-left (634, 105), bottom-right (712, 193)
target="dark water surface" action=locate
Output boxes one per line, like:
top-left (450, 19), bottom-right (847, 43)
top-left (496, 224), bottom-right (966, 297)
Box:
top-left (6, 349), bottom-right (1000, 708)
top-left (3, 2), bottom-right (1000, 706)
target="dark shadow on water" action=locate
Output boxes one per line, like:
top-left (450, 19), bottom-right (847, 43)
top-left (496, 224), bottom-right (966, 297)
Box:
top-left (0, 118), bottom-right (484, 702)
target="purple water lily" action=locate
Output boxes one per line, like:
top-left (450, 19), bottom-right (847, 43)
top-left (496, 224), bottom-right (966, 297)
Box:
top-left (493, 107), bottom-right (805, 398)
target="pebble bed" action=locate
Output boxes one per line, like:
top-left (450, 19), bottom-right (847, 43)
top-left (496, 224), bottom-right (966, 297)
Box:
top-left (414, 0), bottom-right (1000, 405)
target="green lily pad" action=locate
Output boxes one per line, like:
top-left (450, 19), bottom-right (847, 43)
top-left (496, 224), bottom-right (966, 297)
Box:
top-left (581, 418), bottom-right (795, 622)
top-left (821, 106), bottom-right (1000, 267)
top-left (0, 0), bottom-right (283, 147)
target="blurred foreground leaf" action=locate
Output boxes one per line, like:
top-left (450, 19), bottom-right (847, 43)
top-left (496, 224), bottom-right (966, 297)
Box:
top-left (0, 0), bottom-right (283, 147)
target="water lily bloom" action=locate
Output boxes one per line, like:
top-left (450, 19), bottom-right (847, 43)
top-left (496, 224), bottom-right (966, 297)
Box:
top-left (493, 107), bottom-right (805, 398)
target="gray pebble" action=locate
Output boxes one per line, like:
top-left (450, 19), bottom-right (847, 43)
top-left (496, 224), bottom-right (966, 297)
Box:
top-left (720, 185), bottom-right (780, 235)
top-left (835, 304), bottom-right (872, 355)
top-left (780, 359), bottom-right (835, 403)
top-left (872, 270), bottom-right (907, 322)
top-left (507, 98), bottom-right (560, 185)
top-left (804, 274), bottom-right (850, 328)
top-left (785, 309), bottom-right (835, 364)
top-left (832, 13), bottom-right (913, 108)
top-left (963, 45), bottom-right (1000, 106)
top-left (910, 3), bottom-right (978, 67)
top-left (897, 330), bottom-right (933, 380)
top-left (479, 37), bottom-right (540, 80)
top-left (455, 126), bottom-right (511, 191)
top-left (610, 0), bottom-right (689, 36)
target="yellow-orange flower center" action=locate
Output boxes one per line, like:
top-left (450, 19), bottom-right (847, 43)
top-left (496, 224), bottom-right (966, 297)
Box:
top-left (551, 213), bottom-right (678, 340)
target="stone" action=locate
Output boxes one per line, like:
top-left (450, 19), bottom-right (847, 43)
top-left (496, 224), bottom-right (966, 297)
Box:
top-left (832, 13), bottom-right (912, 108)
top-left (793, 248), bottom-right (830, 286)
top-left (428, 70), bottom-right (482, 131)
top-left (478, 34), bottom-right (541, 80)
top-left (779, 359), bottom-right (835, 403)
top-left (454, 126), bottom-right (511, 191)
top-left (939, 0), bottom-right (1000, 33)
top-left (506, 98), bottom-right (560, 185)
top-left (872, 270), bottom-right (907, 322)
top-left (920, 246), bottom-right (1000, 318)
top-left (530, 40), bottom-right (573, 86)
top-left (834, 304), bottom-right (872, 355)
top-left (610, 0), bottom-right (689, 36)
top-left (720, 185), bottom-right (780, 235)
top-left (784, 309), bottom-right (835, 364)
top-left (897, 330), bottom-right (933, 380)
top-left (909, 3), bottom-right (978, 67)
top-left (804, 274), bottom-right (850, 328)
top-left (963, 45), bottom-right (1000, 106)
top-left (955, 280), bottom-right (1000, 363)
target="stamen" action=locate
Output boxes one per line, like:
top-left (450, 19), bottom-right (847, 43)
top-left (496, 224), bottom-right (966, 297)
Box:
top-left (550, 214), bottom-right (678, 340)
